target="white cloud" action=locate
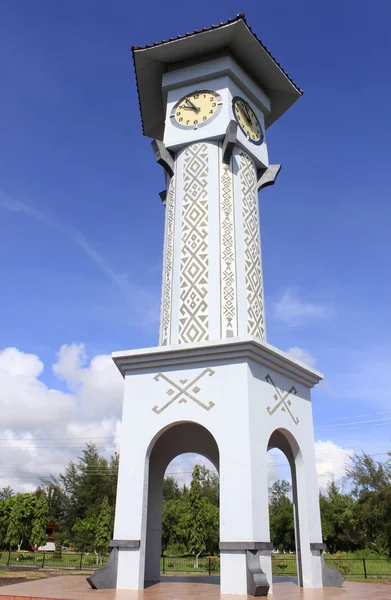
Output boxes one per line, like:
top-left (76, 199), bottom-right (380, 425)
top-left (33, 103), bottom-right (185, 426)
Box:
top-left (166, 453), bottom-right (217, 487)
top-left (0, 344), bottom-right (124, 491)
top-left (266, 442), bottom-right (353, 495)
top-left (0, 344), bottom-right (355, 497)
top-left (286, 346), bottom-right (317, 368)
top-left (273, 288), bottom-right (333, 327)
top-left (0, 347), bottom-right (44, 378)
top-left (315, 440), bottom-right (354, 492)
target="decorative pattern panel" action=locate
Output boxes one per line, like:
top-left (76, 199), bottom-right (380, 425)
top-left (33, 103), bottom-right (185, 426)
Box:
top-left (265, 373), bottom-right (299, 425)
top-left (240, 152), bottom-right (265, 339)
top-left (160, 175), bottom-right (175, 346)
top-left (178, 144), bottom-right (209, 344)
top-left (220, 162), bottom-right (237, 337)
top-left (152, 368), bottom-right (215, 414)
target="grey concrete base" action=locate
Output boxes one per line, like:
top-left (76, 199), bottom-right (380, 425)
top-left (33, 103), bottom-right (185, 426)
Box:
top-left (86, 547), bottom-right (118, 589)
top-left (220, 542), bottom-right (273, 551)
top-left (321, 554), bottom-right (345, 587)
top-left (246, 550), bottom-right (270, 597)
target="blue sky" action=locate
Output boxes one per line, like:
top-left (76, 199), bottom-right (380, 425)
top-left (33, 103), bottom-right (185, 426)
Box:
top-left (0, 0), bottom-right (390, 491)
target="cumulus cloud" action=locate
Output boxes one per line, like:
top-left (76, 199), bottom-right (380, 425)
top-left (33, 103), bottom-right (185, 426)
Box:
top-left (0, 344), bottom-right (124, 491)
top-left (266, 441), bottom-right (353, 494)
top-left (315, 440), bottom-right (354, 492)
top-left (166, 453), bottom-right (217, 487)
top-left (0, 344), bottom-right (354, 497)
top-left (286, 346), bottom-right (317, 368)
top-left (273, 288), bottom-right (333, 327)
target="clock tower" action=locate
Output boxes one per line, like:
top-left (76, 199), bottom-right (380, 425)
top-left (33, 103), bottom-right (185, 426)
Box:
top-left (88, 14), bottom-right (344, 596)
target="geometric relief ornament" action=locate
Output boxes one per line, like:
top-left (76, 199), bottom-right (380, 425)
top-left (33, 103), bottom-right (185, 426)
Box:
top-left (152, 368), bottom-right (215, 414)
top-left (265, 373), bottom-right (299, 425)
top-left (178, 143), bottom-right (209, 344)
top-left (220, 161), bottom-right (238, 337)
top-left (160, 175), bottom-right (175, 346)
top-left (240, 152), bottom-right (265, 340)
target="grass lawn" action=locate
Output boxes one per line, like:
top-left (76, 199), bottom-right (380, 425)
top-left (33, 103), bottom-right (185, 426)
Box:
top-left (345, 577), bottom-right (391, 584)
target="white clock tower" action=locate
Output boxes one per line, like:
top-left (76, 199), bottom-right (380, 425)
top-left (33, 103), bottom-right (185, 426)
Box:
top-left (88, 14), bottom-right (344, 597)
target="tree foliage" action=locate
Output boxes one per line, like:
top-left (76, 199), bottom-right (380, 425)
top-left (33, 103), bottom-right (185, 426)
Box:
top-left (95, 496), bottom-right (113, 562)
top-left (269, 480), bottom-right (295, 552)
top-left (1, 444), bottom-right (391, 559)
top-left (5, 493), bottom-right (36, 551)
top-left (30, 491), bottom-right (49, 548)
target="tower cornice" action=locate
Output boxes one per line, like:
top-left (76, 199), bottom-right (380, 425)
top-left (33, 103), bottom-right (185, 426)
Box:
top-left (112, 335), bottom-right (323, 388)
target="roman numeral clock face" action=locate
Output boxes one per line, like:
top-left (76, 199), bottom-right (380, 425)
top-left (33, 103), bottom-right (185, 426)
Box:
top-left (232, 96), bottom-right (264, 145)
top-left (170, 90), bottom-right (223, 129)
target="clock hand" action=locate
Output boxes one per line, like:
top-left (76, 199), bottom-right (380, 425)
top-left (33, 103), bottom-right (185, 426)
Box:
top-left (243, 105), bottom-right (252, 125)
top-left (184, 97), bottom-right (200, 112)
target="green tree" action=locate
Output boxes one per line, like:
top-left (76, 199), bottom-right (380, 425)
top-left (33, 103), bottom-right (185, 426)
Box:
top-left (30, 492), bottom-right (49, 549)
top-left (53, 531), bottom-right (66, 559)
top-left (95, 497), bottom-right (112, 564)
top-left (345, 451), bottom-right (390, 497)
top-left (198, 465), bottom-right (219, 507)
top-left (0, 486), bottom-right (14, 500)
top-left (320, 481), bottom-right (358, 552)
top-left (0, 496), bottom-right (14, 548)
top-left (5, 493), bottom-right (35, 551)
top-left (163, 477), bottom-right (182, 501)
top-left (186, 465), bottom-right (208, 567)
top-left (45, 443), bottom-right (119, 546)
top-left (72, 516), bottom-right (98, 552)
top-left (269, 480), bottom-right (295, 552)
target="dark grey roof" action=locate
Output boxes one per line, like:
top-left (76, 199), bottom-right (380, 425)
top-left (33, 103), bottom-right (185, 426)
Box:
top-left (132, 14), bottom-right (303, 139)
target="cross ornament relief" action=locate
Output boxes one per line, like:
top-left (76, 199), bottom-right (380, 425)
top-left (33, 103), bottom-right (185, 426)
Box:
top-left (265, 374), bottom-right (299, 425)
top-left (152, 368), bottom-right (215, 414)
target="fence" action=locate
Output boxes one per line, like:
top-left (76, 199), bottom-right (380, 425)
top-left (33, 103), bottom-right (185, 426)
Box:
top-left (1, 551), bottom-right (391, 579)
top-left (161, 556), bottom-right (220, 575)
top-left (272, 557), bottom-right (391, 579)
top-left (0, 550), bottom-right (109, 570)
top-left (160, 556), bottom-right (391, 578)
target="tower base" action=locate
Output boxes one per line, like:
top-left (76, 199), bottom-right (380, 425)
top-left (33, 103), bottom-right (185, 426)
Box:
top-left (102, 336), bottom-right (341, 594)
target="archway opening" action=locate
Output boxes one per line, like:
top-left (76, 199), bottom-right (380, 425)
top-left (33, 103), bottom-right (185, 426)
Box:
top-left (267, 429), bottom-right (302, 586)
top-left (162, 453), bottom-right (219, 565)
top-left (144, 422), bottom-right (220, 583)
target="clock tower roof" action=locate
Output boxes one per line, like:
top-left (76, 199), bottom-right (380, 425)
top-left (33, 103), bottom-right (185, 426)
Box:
top-left (132, 14), bottom-right (302, 140)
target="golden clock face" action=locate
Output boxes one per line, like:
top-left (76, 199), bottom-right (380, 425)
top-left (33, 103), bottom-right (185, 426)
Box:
top-left (232, 96), bottom-right (264, 145)
top-left (170, 90), bottom-right (223, 129)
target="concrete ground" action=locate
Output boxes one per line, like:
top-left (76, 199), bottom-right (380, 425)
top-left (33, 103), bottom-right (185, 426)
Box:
top-left (0, 575), bottom-right (390, 599)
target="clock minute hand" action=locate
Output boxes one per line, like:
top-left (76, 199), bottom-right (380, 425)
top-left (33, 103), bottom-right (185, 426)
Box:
top-left (243, 105), bottom-right (252, 124)
top-left (185, 97), bottom-right (200, 112)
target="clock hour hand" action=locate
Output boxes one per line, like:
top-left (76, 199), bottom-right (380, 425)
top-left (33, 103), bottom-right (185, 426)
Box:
top-left (242, 105), bottom-right (252, 125)
top-left (184, 97), bottom-right (200, 112)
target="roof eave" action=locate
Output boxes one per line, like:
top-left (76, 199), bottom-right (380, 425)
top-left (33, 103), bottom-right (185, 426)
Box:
top-left (132, 15), bottom-right (302, 139)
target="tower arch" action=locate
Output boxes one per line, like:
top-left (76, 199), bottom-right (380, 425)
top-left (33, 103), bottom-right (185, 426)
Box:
top-left (267, 428), bottom-right (303, 585)
top-left (144, 421), bottom-right (220, 582)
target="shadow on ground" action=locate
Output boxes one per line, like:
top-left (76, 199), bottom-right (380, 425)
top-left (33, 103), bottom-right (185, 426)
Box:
top-left (146, 575), bottom-right (298, 587)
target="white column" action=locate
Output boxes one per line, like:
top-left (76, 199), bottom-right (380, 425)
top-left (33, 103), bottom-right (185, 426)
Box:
top-left (219, 407), bottom-right (257, 596)
top-left (113, 382), bottom-right (149, 590)
top-left (144, 465), bottom-right (164, 582)
top-left (295, 443), bottom-right (323, 588)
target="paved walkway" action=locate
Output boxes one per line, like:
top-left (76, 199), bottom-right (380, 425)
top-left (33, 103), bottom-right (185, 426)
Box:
top-left (0, 575), bottom-right (390, 599)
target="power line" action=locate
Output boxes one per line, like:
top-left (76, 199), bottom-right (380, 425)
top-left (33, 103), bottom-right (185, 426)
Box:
top-left (1, 452), bottom-right (389, 480)
top-left (0, 408), bottom-right (389, 447)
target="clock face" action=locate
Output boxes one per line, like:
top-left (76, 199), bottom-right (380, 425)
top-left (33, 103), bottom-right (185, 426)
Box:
top-left (232, 96), bottom-right (264, 145)
top-left (170, 90), bottom-right (223, 130)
